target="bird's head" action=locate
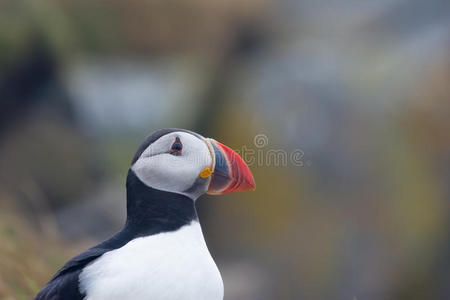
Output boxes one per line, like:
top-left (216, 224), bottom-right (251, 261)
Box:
top-left (129, 128), bottom-right (255, 200)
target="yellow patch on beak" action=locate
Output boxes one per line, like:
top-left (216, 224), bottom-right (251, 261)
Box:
top-left (199, 167), bottom-right (213, 178)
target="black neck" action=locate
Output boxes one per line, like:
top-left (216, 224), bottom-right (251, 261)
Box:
top-left (124, 170), bottom-right (197, 237)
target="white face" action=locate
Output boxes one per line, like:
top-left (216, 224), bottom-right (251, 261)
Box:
top-left (131, 131), bottom-right (213, 200)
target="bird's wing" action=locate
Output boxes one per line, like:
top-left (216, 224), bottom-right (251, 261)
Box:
top-left (34, 269), bottom-right (86, 300)
top-left (34, 230), bottom-right (132, 300)
top-left (34, 248), bottom-right (106, 300)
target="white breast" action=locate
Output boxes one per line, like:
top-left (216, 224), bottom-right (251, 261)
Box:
top-left (79, 222), bottom-right (224, 300)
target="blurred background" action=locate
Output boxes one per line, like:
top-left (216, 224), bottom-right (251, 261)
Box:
top-left (0, 0), bottom-right (449, 299)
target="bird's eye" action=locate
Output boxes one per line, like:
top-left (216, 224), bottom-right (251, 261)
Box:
top-left (170, 137), bottom-right (183, 155)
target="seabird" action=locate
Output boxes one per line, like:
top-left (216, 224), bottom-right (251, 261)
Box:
top-left (35, 128), bottom-right (255, 300)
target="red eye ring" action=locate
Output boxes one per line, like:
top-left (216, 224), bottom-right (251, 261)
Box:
top-left (170, 137), bottom-right (183, 155)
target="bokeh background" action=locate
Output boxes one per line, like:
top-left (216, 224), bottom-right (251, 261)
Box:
top-left (1, 0), bottom-right (449, 299)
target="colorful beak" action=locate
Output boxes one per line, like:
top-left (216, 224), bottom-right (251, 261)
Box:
top-left (205, 139), bottom-right (255, 195)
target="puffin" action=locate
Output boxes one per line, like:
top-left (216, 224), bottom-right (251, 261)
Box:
top-left (34, 128), bottom-right (255, 300)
